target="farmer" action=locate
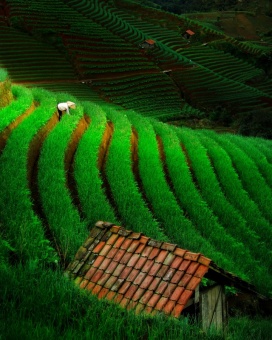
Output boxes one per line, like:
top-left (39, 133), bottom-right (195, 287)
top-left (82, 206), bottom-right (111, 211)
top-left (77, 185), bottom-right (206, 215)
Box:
top-left (57, 101), bottom-right (76, 121)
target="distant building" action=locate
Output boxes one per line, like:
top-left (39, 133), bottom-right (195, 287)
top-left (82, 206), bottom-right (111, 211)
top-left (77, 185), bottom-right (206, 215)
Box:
top-left (183, 29), bottom-right (195, 39)
top-left (139, 39), bottom-right (156, 49)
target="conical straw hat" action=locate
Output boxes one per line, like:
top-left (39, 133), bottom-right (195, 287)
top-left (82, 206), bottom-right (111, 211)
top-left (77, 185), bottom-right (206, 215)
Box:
top-left (67, 101), bottom-right (76, 109)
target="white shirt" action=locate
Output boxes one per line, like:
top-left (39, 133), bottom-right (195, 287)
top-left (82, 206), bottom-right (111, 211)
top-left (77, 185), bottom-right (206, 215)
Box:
top-left (57, 102), bottom-right (70, 114)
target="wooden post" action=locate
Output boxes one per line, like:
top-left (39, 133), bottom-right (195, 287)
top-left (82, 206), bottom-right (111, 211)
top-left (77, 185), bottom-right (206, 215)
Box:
top-left (200, 285), bottom-right (227, 332)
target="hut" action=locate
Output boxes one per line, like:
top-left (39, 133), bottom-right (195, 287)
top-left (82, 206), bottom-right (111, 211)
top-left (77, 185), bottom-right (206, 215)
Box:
top-left (139, 39), bottom-right (156, 49)
top-left (66, 221), bottom-right (270, 331)
top-left (183, 29), bottom-right (195, 39)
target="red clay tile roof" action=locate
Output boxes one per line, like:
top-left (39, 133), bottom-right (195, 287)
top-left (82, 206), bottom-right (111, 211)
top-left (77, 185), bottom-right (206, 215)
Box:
top-left (145, 39), bottom-right (156, 45)
top-left (66, 221), bottom-right (212, 318)
top-left (186, 29), bottom-right (195, 35)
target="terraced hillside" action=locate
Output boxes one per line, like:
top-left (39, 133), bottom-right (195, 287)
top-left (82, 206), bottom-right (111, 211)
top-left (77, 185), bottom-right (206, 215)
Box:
top-left (1, 76), bottom-right (272, 299)
top-left (0, 0), bottom-right (271, 132)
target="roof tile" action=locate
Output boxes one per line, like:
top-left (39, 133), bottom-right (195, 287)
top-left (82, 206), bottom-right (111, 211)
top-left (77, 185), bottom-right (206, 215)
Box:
top-left (113, 236), bottom-right (125, 248)
top-left (74, 246), bottom-right (88, 260)
top-left (134, 272), bottom-right (147, 286)
top-left (134, 257), bottom-right (147, 270)
top-left (110, 225), bottom-right (120, 233)
top-left (120, 238), bottom-right (133, 250)
top-left (170, 286), bottom-right (185, 301)
top-left (114, 293), bottom-right (124, 304)
top-left (179, 259), bottom-right (191, 271)
top-left (90, 269), bottom-right (104, 283)
top-left (140, 275), bottom-right (154, 289)
top-left (148, 262), bottom-right (162, 276)
top-left (106, 291), bottom-right (116, 300)
top-left (162, 268), bottom-right (175, 281)
top-left (186, 262), bottom-right (199, 275)
top-left (154, 296), bottom-right (168, 311)
top-left (139, 236), bottom-right (149, 245)
top-left (111, 278), bottom-right (125, 292)
top-left (124, 284), bottom-right (138, 299)
top-left (92, 284), bottom-right (103, 295)
top-left (106, 248), bottom-right (118, 259)
top-left (119, 266), bottom-right (133, 279)
top-left (112, 263), bottom-right (126, 277)
top-left (127, 240), bottom-right (140, 253)
top-left (79, 263), bottom-right (92, 277)
top-left (171, 270), bottom-right (185, 284)
top-left (129, 232), bottom-right (142, 239)
top-left (72, 261), bottom-right (84, 275)
top-left (149, 277), bottom-right (161, 291)
top-left (92, 255), bottom-right (105, 268)
top-left (140, 290), bottom-right (153, 305)
top-left (104, 276), bottom-right (118, 289)
top-left (156, 264), bottom-right (169, 278)
top-left (127, 254), bottom-right (141, 267)
top-left (174, 248), bottom-right (187, 257)
top-left (118, 281), bottom-right (131, 295)
top-left (97, 273), bottom-right (111, 286)
top-left (194, 264), bottom-right (209, 278)
top-left (184, 252), bottom-right (200, 262)
top-left (83, 237), bottom-right (95, 249)
top-left (135, 243), bottom-right (146, 255)
top-left (163, 253), bottom-right (175, 265)
top-left (127, 269), bottom-right (140, 282)
top-left (79, 278), bottom-right (88, 289)
top-left (170, 257), bottom-right (183, 269)
top-left (84, 267), bottom-right (97, 280)
top-left (186, 276), bottom-right (201, 291)
top-left (156, 281), bottom-right (168, 295)
top-left (118, 229), bottom-right (132, 237)
top-left (178, 273), bottom-right (192, 287)
top-left (132, 287), bottom-right (145, 301)
top-left (178, 289), bottom-right (193, 305)
top-left (141, 259), bottom-right (154, 273)
top-left (147, 294), bottom-right (160, 308)
top-left (105, 261), bottom-right (119, 274)
top-left (85, 281), bottom-right (96, 291)
top-left (163, 300), bottom-right (176, 314)
top-left (155, 250), bottom-right (168, 263)
top-left (148, 239), bottom-right (163, 248)
top-left (141, 246), bottom-right (153, 257)
top-left (98, 257), bottom-right (112, 271)
top-left (171, 303), bottom-right (184, 318)
top-left (113, 249), bottom-right (126, 262)
top-left (99, 244), bottom-right (112, 257)
top-left (198, 255), bottom-right (211, 266)
top-left (162, 283), bottom-right (176, 298)
top-left (148, 248), bottom-right (160, 260)
top-left (93, 242), bottom-right (106, 254)
top-left (98, 287), bottom-right (109, 299)
top-left (106, 233), bottom-right (119, 245)
top-left (161, 242), bottom-right (176, 252)
top-left (119, 251), bottom-right (133, 264)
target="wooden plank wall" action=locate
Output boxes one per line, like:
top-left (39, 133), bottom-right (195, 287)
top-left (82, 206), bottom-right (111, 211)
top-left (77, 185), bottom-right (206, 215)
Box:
top-left (200, 285), bottom-right (227, 331)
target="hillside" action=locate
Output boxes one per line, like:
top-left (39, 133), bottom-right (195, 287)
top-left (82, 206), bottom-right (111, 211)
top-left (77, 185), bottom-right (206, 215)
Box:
top-left (0, 0), bottom-right (272, 136)
top-left (1, 0), bottom-right (272, 338)
top-left (1, 71), bottom-right (272, 337)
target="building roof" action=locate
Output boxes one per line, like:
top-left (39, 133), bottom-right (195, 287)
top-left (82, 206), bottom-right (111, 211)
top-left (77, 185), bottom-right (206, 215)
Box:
top-left (145, 39), bottom-right (156, 45)
top-left (65, 221), bottom-right (211, 318)
top-left (185, 29), bottom-right (195, 35)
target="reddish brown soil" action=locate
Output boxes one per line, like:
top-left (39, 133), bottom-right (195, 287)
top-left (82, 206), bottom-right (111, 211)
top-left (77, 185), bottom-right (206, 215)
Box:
top-left (65, 115), bottom-right (90, 217)
top-left (0, 102), bottom-right (36, 153)
top-left (98, 122), bottom-right (114, 171)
